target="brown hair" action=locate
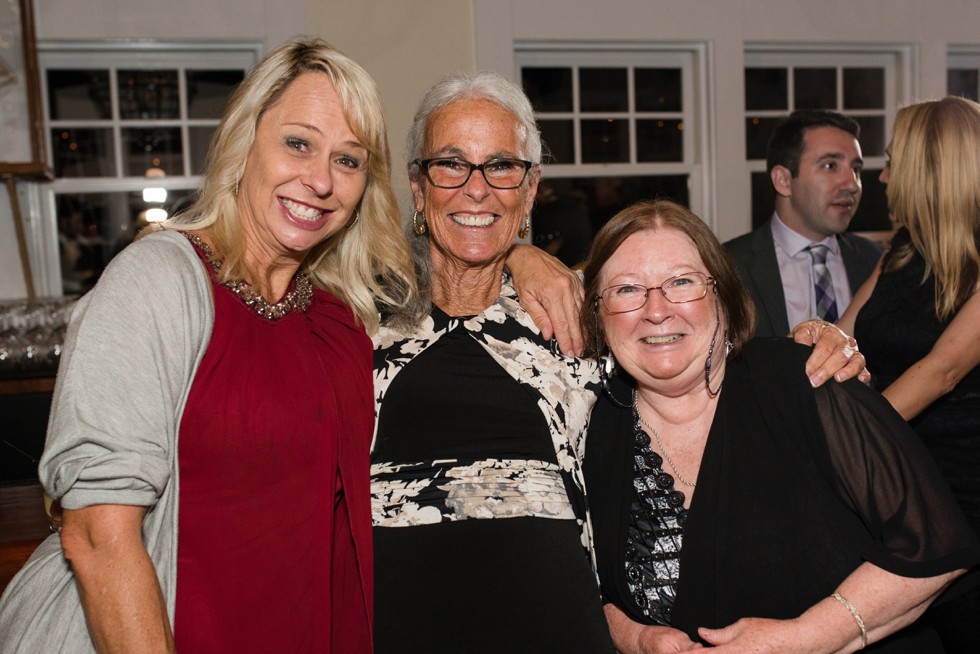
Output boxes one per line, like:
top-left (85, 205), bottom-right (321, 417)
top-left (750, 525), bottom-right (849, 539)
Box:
top-left (580, 199), bottom-right (756, 357)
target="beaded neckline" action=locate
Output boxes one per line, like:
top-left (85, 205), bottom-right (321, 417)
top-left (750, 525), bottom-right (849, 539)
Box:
top-left (182, 232), bottom-right (313, 320)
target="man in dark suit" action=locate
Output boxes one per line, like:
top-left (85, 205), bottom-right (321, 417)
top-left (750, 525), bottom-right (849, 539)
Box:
top-left (725, 110), bottom-right (882, 337)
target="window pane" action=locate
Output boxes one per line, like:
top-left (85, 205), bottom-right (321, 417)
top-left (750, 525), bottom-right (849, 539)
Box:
top-left (538, 119), bottom-right (574, 164)
top-left (581, 118), bottom-right (629, 163)
top-left (852, 115), bottom-right (886, 157)
top-left (745, 116), bottom-right (782, 160)
top-left (189, 125), bottom-right (216, 175)
top-left (122, 127), bottom-right (183, 176)
top-left (47, 69), bottom-right (111, 120)
top-left (745, 68), bottom-right (787, 111)
top-left (635, 68), bottom-right (682, 112)
top-left (546, 175), bottom-right (690, 235)
top-left (56, 190), bottom-right (199, 294)
top-left (636, 119), bottom-right (683, 162)
top-left (186, 70), bottom-right (244, 119)
top-left (843, 68), bottom-right (884, 110)
top-left (522, 67), bottom-right (573, 112)
top-left (948, 68), bottom-right (979, 102)
top-left (849, 168), bottom-right (891, 232)
top-left (750, 170), bottom-right (775, 229)
top-left (580, 68), bottom-right (628, 112)
top-left (794, 68), bottom-right (837, 109)
top-left (51, 128), bottom-right (116, 177)
top-left (118, 70), bottom-right (180, 119)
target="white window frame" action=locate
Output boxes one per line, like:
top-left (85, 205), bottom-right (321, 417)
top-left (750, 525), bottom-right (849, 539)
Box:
top-left (31, 40), bottom-right (261, 294)
top-left (948, 45), bottom-right (980, 97)
top-left (515, 41), bottom-right (714, 226)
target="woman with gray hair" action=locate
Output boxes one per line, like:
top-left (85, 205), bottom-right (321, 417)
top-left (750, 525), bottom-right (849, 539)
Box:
top-left (370, 71), bottom-right (617, 652)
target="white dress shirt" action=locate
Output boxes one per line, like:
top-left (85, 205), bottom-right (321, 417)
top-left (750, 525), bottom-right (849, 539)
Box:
top-left (771, 213), bottom-right (853, 330)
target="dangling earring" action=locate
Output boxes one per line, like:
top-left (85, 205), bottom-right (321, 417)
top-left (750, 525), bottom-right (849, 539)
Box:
top-left (594, 302), bottom-right (630, 408)
top-left (234, 181), bottom-right (239, 197)
top-left (345, 209), bottom-right (360, 230)
top-left (412, 210), bottom-right (427, 235)
top-left (703, 295), bottom-right (726, 397)
top-left (518, 215), bottom-right (530, 239)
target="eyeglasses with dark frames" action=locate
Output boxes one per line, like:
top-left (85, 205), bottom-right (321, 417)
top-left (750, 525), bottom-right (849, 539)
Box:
top-left (415, 157), bottom-right (533, 189)
top-left (599, 272), bottom-right (715, 314)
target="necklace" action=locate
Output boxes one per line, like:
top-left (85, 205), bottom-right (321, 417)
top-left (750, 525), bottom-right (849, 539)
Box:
top-left (633, 393), bottom-right (697, 488)
top-left (182, 232), bottom-right (313, 320)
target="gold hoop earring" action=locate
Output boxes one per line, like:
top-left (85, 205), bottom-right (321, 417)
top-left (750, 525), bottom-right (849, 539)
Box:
top-left (518, 215), bottom-right (530, 240)
top-left (345, 209), bottom-right (359, 230)
top-left (413, 210), bottom-right (427, 235)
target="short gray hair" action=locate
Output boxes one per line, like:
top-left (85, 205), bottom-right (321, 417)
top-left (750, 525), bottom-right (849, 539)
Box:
top-left (405, 71), bottom-right (542, 167)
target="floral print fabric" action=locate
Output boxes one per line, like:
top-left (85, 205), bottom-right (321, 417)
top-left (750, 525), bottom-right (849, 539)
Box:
top-left (371, 275), bottom-right (602, 564)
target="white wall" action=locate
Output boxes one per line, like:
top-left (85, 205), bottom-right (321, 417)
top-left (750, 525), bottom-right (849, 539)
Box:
top-left (4, 0), bottom-right (979, 297)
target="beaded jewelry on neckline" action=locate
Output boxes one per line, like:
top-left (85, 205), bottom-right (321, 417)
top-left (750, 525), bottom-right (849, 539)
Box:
top-left (182, 232), bottom-right (313, 320)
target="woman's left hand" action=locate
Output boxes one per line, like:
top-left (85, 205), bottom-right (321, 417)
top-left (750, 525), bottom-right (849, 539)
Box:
top-left (698, 617), bottom-right (806, 654)
top-left (506, 243), bottom-right (585, 356)
top-left (790, 319), bottom-right (870, 387)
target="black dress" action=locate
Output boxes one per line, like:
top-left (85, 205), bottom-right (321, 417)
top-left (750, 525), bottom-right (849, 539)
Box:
top-left (855, 227), bottom-right (980, 650)
top-left (372, 307), bottom-right (615, 654)
top-left (586, 339), bottom-right (980, 653)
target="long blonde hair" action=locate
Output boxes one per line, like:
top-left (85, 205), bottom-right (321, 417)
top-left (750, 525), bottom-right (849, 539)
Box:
top-left (886, 96), bottom-right (980, 320)
top-left (165, 36), bottom-right (417, 333)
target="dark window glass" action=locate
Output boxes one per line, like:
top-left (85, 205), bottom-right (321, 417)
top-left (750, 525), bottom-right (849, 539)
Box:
top-left (852, 115), bottom-right (886, 158)
top-left (635, 68), bottom-right (682, 112)
top-left (186, 70), bottom-right (244, 119)
top-left (849, 168), bottom-right (891, 232)
top-left (745, 116), bottom-right (783, 160)
top-left (56, 189), bottom-right (198, 294)
top-left (948, 68), bottom-right (979, 102)
top-left (794, 68), bottom-right (837, 109)
top-left (118, 70), bottom-right (180, 119)
top-left (843, 68), bottom-right (885, 110)
top-left (189, 126), bottom-right (216, 175)
top-left (580, 68), bottom-right (628, 112)
top-left (47, 69), bottom-right (111, 120)
top-left (522, 67), bottom-right (573, 112)
top-left (750, 170), bottom-right (775, 229)
top-left (745, 68), bottom-right (787, 111)
top-left (542, 175), bottom-right (690, 236)
top-left (538, 119), bottom-right (574, 164)
top-left (581, 118), bottom-right (629, 163)
top-left (121, 127), bottom-right (183, 176)
top-left (51, 128), bottom-right (116, 177)
top-left (636, 119), bottom-right (683, 162)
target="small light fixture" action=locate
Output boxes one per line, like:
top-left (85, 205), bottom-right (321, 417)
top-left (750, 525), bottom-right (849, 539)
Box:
top-left (145, 208), bottom-right (168, 222)
top-left (143, 187), bottom-right (168, 203)
top-left (143, 166), bottom-right (167, 204)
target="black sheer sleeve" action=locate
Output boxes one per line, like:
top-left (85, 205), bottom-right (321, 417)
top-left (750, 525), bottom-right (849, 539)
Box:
top-left (814, 380), bottom-right (980, 577)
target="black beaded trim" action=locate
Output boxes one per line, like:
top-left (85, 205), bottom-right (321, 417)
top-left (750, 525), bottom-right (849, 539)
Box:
top-left (623, 412), bottom-right (688, 625)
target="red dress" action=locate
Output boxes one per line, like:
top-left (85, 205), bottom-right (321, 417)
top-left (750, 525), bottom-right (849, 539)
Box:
top-left (174, 245), bottom-right (374, 652)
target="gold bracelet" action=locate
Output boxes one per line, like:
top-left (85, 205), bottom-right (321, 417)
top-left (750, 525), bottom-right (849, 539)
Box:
top-left (831, 592), bottom-right (868, 649)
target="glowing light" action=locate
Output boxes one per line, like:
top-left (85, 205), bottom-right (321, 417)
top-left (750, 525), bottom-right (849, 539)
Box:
top-left (145, 208), bottom-right (168, 222)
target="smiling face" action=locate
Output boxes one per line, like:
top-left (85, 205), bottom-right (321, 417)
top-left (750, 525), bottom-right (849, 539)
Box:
top-left (412, 98), bottom-right (538, 274)
top-left (598, 227), bottom-right (723, 395)
top-left (237, 71), bottom-right (368, 271)
top-left (774, 126), bottom-right (864, 241)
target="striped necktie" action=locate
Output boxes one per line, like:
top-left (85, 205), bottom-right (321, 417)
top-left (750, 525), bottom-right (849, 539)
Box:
top-left (806, 243), bottom-right (839, 323)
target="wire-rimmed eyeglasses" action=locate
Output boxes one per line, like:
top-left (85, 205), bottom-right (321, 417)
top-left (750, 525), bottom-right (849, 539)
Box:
top-left (415, 157), bottom-right (533, 189)
top-left (598, 272), bottom-right (715, 314)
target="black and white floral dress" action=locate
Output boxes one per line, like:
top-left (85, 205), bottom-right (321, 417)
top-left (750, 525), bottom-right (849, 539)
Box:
top-left (371, 277), bottom-right (615, 653)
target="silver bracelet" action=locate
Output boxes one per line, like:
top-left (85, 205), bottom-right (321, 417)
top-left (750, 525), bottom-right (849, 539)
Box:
top-left (831, 592), bottom-right (868, 649)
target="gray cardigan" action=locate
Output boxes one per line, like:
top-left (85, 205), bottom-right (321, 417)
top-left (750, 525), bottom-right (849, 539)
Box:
top-left (0, 230), bottom-right (213, 653)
